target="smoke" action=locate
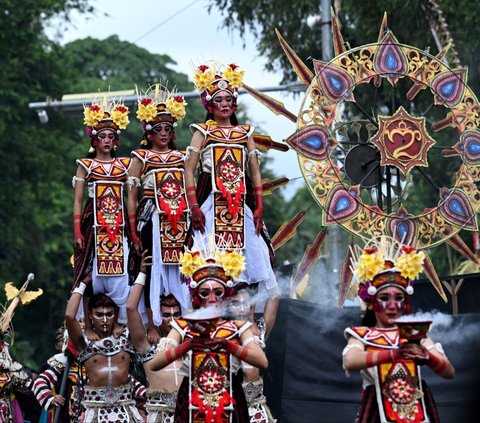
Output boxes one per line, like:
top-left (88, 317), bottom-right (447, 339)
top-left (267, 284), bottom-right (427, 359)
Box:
top-left (407, 310), bottom-right (480, 345)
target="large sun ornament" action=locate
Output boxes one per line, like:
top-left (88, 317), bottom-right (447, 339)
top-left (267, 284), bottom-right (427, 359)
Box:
top-left (247, 12), bottom-right (480, 303)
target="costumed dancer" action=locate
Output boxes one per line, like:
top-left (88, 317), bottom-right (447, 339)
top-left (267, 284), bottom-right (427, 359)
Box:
top-left (65, 274), bottom-right (143, 422)
top-left (228, 283), bottom-right (275, 423)
top-left (73, 96), bottom-right (132, 324)
top-left (343, 237), bottom-right (455, 423)
top-left (149, 241), bottom-right (268, 423)
top-left (127, 84), bottom-right (190, 343)
top-left (127, 251), bottom-right (183, 423)
top-left (185, 62), bottom-right (279, 333)
top-left (0, 274), bottom-right (42, 423)
top-left (33, 328), bottom-right (86, 423)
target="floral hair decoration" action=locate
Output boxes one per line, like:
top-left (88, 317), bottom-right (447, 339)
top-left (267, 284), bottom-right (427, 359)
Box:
top-left (193, 61), bottom-right (245, 108)
top-left (83, 96), bottom-right (130, 138)
top-left (350, 236), bottom-right (425, 303)
top-left (179, 235), bottom-right (246, 307)
top-left (136, 84), bottom-right (187, 138)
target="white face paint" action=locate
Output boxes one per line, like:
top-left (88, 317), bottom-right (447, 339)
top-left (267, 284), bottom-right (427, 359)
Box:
top-left (91, 307), bottom-right (115, 333)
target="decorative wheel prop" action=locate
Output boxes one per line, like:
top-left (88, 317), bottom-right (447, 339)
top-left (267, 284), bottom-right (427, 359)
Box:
top-left (247, 13), bottom-right (480, 302)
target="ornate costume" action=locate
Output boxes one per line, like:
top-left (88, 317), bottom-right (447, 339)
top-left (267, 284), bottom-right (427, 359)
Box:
top-left (189, 63), bottom-right (278, 308)
top-left (33, 351), bottom-right (86, 422)
top-left (78, 331), bottom-right (143, 422)
top-left (73, 98), bottom-right (132, 323)
top-left (343, 237), bottom-right (450, 423)
top-left (128, 85), bottom-right (190, 324)
top-left (344, 326), bottom-right (443, 423)
top-left (171, 318), bottom-right (251, 423)
top-left (0, 275), bottom-right (42, 423)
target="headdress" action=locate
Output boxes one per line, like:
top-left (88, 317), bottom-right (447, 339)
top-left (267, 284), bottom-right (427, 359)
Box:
top-left (136, 84), bottom-right (187, 136)
top-left (83, 96), bottom-right (130, 138)
top-left (179, 236), bottom-right (246, 306)
top-left (0, 273), bottom-right (43, 344)
top-left (192, 61), bottom-right (245, 108)
top-left (350, 236), bottom-right (425, 303)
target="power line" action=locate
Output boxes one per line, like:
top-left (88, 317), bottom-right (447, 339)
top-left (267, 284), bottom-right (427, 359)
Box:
top-left (134, 0), bottom-right (201, 43)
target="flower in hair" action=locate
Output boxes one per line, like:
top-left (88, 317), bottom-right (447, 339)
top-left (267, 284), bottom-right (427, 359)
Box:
top-left (396, 249), bottom-right (425, 280)
top-left (111, 105), bottom-right (130, 130)
top-left (166, 96), bottom-right (187, 120)
top-left (84, 104), bottom-right (105, 127)
top-left (179, 250), bottom-right (206, 277)
top-left (136, 101), bottom-right (157, 122)
top-left (223, 63), bottom-right (244, 88)
top-left (193, 65), bottom-right (215, 92)
top-left (357, 250), bottom-right (385, 281)
top-left (215, 250), bottom-right (245, 280)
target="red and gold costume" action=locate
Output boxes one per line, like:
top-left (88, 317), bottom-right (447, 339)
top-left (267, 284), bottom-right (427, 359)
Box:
top-left (73, 98), bottom-right (132, 323)
top-left (171, 318), bottom-right (251, 423)
top-left (343, 237), bottom-right (450, 423)
top-left (344, 326), bottom-right (443, 423)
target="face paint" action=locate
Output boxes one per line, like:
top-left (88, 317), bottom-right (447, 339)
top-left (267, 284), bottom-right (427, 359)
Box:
top-left (373, 287), bottom-right (406, 328)
top-left (197, 281), bottom-right (225, 306)
top-left (228, 292), bottom-right (251, 320)
top-left (91, 307), bottom-right (115, 333)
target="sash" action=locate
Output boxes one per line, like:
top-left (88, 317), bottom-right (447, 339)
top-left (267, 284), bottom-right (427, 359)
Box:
top-left (93, 181), bottom-right (125, 276)
top-left (190, 348), bottom-right (234, 423)
top-left (210, 143), bottom-right (246, 249)
top-left (153, 168), bottom-right (188, 264)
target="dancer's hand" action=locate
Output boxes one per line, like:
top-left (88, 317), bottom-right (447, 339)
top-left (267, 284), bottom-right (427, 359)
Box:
top-left (51, 394), bottom-right (65, 407)
top-left (139, 250), bottom-right (152, 273)
top-left (191, 206), bottom-right (206, 233)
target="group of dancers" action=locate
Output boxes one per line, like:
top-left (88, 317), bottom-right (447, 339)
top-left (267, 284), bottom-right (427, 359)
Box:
top-left (0, 61), bottom-right (455, 423)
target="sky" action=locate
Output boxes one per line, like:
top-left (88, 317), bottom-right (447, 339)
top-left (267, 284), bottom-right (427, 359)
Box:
top-left (45, 0), bottom-right (306, 197)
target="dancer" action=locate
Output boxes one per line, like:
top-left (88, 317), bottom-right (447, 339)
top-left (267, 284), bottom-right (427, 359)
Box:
top-left (343, 237), bottom-right (455, 423)
top-left (0, 275), bottom-right (43, 423)
top-left (73, 97), bottom-right (131, 324)
top-left (33, 328), bottom-right (86, 422)
top-left (127, 84), bottom-right (189, 343)
top-left (127, 251), bottom-right (183, 423)
top-left (65, 275), bottom-right (143, 422)
top-left (228, 283), bottom-right (275, 423)
top-left (149, 244), bottom-right (268, 423)
top-left (186, 62), bottom-right (279, 333)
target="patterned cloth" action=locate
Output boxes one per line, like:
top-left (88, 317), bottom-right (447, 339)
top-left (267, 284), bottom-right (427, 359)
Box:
top-left (81, 384), bottom-right (143, 423)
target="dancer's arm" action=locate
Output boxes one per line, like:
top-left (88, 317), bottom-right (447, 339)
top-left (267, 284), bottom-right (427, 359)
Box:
top-left (185, 130), bottom-right (205, 232)
top-left (127, 156), bottom-right (143, 254)
top-left (127, 251), bottom-right (152, 351)
top-left (73, 165), bottom-right (87, 250)
top-left (149, 329), bottom-right (186, 371)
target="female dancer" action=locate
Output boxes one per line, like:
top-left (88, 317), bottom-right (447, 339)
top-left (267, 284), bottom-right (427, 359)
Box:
top-left (185, 62), bottom-right (279, 334)
top-left (73, 98), bottom-right (131, 323)
top-left (127, 85), bottom-right (190, 342)
top-left (149, 245), bottom-right (268, 423)
top-left (343, 237), bottom-right (454, 423)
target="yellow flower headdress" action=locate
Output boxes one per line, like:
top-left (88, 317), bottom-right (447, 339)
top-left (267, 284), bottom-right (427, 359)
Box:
top-left (193, 61), bottom-right (245, 107)
top-left (136, 83), bottom-right (187, 131)
top-left (349, 236), bottom-right (425, 301)
top-left (83, 95), bottom-right (130, 137)
top-left (179, 235), bottom-right (246, 289)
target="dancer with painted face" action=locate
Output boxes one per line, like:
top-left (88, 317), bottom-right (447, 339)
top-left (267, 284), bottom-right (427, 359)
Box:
top-left (73, 97), bottom-right (131, 324)
top-left (127, 85), bottom-right (190, 343)
top-left (343, 237), bottom-right (455, 423)
top-left (127, 251), bottom-right (183, 423)
top-left (65, 274), bottom-right (143, 422)
top-left (149, 243), bottom-right (268, 423)
top-left (228, 283), bottom-right (275, 423)
top-left (185, 62), bottom-right (279, 337)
